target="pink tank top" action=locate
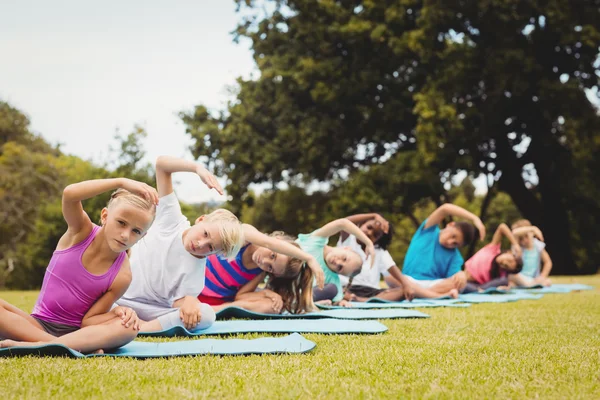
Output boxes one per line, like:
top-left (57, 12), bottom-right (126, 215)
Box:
top-left (31, 225), bottom-right (125, 327)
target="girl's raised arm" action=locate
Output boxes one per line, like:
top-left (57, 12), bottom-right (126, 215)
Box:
top-left (62, 178), bottom-right (158, 234)
top-left (242, 224), bottom-right (325, 288)
top-left (312, 218), bottom-right (376, 267)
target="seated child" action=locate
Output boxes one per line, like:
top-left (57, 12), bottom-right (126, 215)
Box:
top-left (463, 223), bottom-right (523, 293)
top-left (338, 213), bottom-right (459, 302)
top-left (509, 219), bottom-right (552, 287)
top-left (198, 227), bottom-right (323, 314)
top-left (0, 178), bottom-right (156, 353)
top-left (399, 203), bottom-right (485, 294)
top-left (116, 156), bottom-right (245, 332)
top-left (296, 218), bottom-right (376, 307)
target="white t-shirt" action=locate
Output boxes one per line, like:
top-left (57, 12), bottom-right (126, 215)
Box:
top-left (337, 235), bottom-right (396, 289)
top-left (121, 192), bottom-right (206, 307)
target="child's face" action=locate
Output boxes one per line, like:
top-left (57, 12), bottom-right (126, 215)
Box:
top-left (360, 219), bottom-right (384, 243)
top-left (102, 203), bottom-right (154, 252)
top-left (438, 225), bottom-right (465, 249)
top-left (325, 247), bottom-right (363, 276)
top-left (252, 247), bottom-right (290, 277)
top-left (518, 232), bottom-right (534, 249)
top-left (496, 252), bottom-right (518, 272)
top-left (183, 220), bottom-right (224, 258)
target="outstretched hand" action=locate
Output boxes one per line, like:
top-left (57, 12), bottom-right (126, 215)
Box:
top-left (473, 218), bottom-right (486, 241)
top-left (196, 166), bottom-right (224, 195)
top-left (308, 258), bottom-right (325, 289)
top-left (120, 179), bottom-right (159, 205)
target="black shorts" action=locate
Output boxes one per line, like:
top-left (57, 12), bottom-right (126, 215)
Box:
top-left (33, 316), bottom-right (79, 337)
top-left (346, 284), bottom-right (386, 298)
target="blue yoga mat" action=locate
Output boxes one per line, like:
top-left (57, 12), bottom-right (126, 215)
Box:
top-left (317, 299), bottom-right (471, 310)
top-left (457, 293), bottom-right (543, 303)
top-left (140, 319), bottom-right (389, 337)
top-left (514, 283), bottom-right (595, 294)
top-left (0, 333), bottom-right (315, 358)
top-left (215, 306), bottom-right (429, 320)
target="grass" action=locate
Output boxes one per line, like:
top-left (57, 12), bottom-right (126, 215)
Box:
top-left (1, 276), bottom-right (599, 399)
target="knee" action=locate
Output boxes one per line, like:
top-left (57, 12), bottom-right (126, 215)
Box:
top-left (195, 303), bottom-right (216, 329)
top-left (108, 318), bottom-right (139, 342)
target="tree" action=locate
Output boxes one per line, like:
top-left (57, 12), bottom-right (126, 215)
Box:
top-left (182, 0), bottom-right (600, 273)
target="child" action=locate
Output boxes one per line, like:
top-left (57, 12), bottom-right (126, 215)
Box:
top-left (463, 223), bottom-right (523, 293)
top-left (400, 203), bottom-right (485, 294)
top-left (509, 219), bottom-right (552, 287)
top-left (296, 218), bottom-right (376, 307)
top-left (338, 213), bottom-right (459, 302)
top-left (116, 156), bottom-right (245, 332)
top-left (198, 228), bottom-right (324, 314)
top-left (0, 178), bottom-right (157, 353)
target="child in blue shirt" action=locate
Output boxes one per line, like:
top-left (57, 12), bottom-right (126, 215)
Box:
top-left (398, 203), bottom-right (485, 294)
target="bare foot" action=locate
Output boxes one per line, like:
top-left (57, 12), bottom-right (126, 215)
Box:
top-left (315, 300), bottom-right (332, 306)
top-left (91, 348), bottom-right (104, 355)
top-left (448, 289), bottom-right (459, 299)
top-left (0, 339), bottom-right (42, 348)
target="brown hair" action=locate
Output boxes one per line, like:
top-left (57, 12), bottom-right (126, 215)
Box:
top-left (263, 231), bottom-right (316, 314)
top-left (454, 221), bottom-right (478, 247)
top-left (490, 251), bottom-right (524, 279)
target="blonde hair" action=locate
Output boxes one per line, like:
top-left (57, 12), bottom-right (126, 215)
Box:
top-left (511, 219), bottom-right (532, 230)
top-left (202, 208), bottom-right (244, 259)
top-left (264, 231), bottom-right (316, 314)
top-left (511, 219), bottom-right (532, 239)
top-left (107, 188), bottom-right (156, 217)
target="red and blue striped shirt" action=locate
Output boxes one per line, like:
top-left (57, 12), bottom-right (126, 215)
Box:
top-left (198, 245), bottom-right (262, 305)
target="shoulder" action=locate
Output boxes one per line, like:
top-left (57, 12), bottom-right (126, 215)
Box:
top-left (112, 257), bottom-right (132, 288)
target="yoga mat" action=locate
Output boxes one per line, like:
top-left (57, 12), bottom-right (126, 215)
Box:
top-left (317, 299), bottom-right (471, 310)
top-left (215, 306), bottom-right (429, 320)
top-left (140, 319), bottom-right (388, 337)
top-left (457, 293), bottom-right (543, 303)
top-left (0, 333), bottom-right (315, 358)
top-left (514, 283), bottom-right (595, 294)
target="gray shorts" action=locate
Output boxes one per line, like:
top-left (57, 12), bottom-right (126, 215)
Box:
top-left (33, 316), bottom-right (79, 337)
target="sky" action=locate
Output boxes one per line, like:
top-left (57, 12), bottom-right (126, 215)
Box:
top-left (0, 0), bottom-right (257, 203)
top-left (3, 2), bottom-right (596, 203)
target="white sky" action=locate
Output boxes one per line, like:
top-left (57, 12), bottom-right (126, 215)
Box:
top-left (0, 0), bottom-right (256, 203)
top-left (2, 1), bottom-right (596, 203)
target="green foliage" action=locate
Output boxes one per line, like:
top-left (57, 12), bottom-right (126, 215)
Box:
top-left (183, 0), bottom-right (600, 273)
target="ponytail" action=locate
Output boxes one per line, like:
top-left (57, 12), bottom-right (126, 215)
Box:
top-left (265, 263), bottom-right (316, 314)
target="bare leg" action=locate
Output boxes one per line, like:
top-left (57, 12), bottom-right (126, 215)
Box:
top-left (139, 319), bottom-right (161, 332)
top-left (428, 277), bottom-right (464, 294)
top-left (0, 298), bottom-right (55, 342)
top-left (509, 273), bottom-right (535, 287)
top-left (0, 317), bottom-right (137, 353)
top-left (211, 298), bottom-right (280, 314)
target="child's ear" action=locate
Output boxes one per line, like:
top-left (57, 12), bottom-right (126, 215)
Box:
top-left (100, 207), bottom-right (108, 226)
top-left (195, 215), bottom-right (205, 224)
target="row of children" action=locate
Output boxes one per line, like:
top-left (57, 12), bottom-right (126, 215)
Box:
top-left (0, 156), bottom-right (552, 354)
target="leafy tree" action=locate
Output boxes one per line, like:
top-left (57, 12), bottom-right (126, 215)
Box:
top-left (182, 0), bottom-right (600, 273)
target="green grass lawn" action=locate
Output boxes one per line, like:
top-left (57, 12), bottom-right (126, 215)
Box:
top-left (1, 276), bottom-right (599, 399)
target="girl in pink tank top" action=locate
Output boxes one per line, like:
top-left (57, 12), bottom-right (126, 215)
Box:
top-left (0, 178), bottom-right (157, 354)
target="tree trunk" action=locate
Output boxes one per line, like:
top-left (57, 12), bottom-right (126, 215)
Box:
top-left (466, 184), bottom-right (496, 259)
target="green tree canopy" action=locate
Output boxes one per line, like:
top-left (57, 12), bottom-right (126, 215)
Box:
top-left (182, 0), bottom-right (600, 273)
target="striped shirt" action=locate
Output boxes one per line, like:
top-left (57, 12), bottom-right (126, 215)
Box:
top-left (198, 245), bottom-right (262, 304)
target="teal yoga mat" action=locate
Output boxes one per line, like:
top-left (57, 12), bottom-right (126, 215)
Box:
top-left (317, 299), bottom-right (471, 310)
top-left (215, 306), bottom-right (429, 320)
top-left (457, 293), bottom-right (543, 303)
top-left (140, 319), bottom-right (389, 337)
top-left (514, 283), bottom-right (595, 294)
top-left (0, 333), bottom-right (315, 358)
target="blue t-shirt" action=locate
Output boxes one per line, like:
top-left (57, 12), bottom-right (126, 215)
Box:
top-left (402, 220), bottom-right (464, 280)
